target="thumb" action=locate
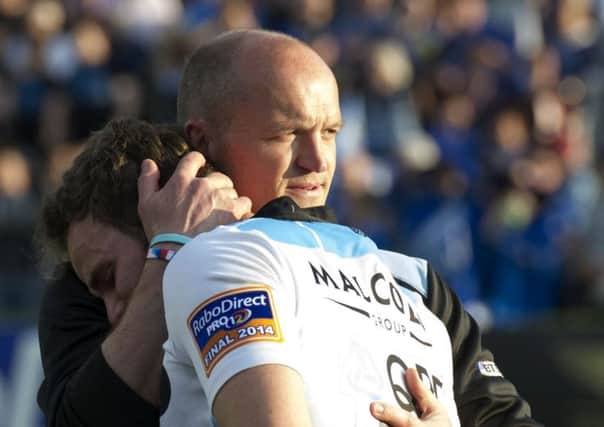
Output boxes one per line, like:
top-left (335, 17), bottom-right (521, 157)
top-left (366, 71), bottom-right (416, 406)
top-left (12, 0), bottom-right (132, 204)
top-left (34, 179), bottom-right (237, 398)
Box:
top-left (369, 401), bottom-right (413, 426)
top-left (138, 159), bottom-right (160, 204)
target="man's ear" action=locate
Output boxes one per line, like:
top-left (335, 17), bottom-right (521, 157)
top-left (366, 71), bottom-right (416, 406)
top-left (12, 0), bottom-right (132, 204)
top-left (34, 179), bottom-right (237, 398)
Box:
top-left (184, 119), bottom-right (210, 155)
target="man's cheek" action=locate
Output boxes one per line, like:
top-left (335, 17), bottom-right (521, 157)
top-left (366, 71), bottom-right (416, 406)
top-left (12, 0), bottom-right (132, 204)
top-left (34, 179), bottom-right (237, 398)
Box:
top-left (116, 259), bottom-right (145, 298)
top-left (116, 275), bottom-right (139, 297)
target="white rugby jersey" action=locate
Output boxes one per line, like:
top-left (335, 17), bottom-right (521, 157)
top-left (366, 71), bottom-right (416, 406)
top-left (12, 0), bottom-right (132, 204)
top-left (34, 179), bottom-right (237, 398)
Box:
top-left (161, 206), bottom-right (462, 427)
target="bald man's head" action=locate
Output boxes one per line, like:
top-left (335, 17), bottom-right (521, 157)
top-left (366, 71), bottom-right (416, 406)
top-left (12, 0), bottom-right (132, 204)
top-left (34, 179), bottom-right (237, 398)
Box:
top-left (176, 29), bottom-right (331, 129)
top-left (177, 29), bottom-right (341, 212)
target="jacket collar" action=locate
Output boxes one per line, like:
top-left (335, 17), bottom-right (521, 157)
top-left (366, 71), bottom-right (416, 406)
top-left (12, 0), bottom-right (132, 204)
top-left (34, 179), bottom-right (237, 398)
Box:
top-left (253, 196), bottom-right (337, 223)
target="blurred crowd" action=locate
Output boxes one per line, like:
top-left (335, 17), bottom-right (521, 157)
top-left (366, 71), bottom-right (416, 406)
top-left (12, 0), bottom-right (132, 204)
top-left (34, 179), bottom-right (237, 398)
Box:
top-left (1, 0), bottom-right (604, 329)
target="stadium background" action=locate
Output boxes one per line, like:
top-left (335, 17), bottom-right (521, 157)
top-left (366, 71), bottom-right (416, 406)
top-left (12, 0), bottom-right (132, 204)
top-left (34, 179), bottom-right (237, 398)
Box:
top-left (0, 0), bottom-right (602, 425)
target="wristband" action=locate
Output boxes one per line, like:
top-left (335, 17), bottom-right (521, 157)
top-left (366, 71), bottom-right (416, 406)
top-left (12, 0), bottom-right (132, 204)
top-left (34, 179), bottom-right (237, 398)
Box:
top-left (149, 233), bottom-right (192, 247)
top-left (146, 246), bottom-right (177, 262)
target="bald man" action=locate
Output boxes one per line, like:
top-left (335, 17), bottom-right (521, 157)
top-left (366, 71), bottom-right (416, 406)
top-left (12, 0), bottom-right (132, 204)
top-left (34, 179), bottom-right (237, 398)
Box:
top-left (162, 30), bottom-right (538, 426)
top-left (161, 30), bottom-right (459, 426)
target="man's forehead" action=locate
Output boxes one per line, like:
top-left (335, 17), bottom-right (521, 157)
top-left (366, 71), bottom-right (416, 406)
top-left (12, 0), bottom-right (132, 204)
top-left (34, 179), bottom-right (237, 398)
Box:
top-left (255, 90), bottom-right (341, 128)
top-left (229, 73), bottom-right (340, 121)
top-left (67, 217), bottom-right (118, 281)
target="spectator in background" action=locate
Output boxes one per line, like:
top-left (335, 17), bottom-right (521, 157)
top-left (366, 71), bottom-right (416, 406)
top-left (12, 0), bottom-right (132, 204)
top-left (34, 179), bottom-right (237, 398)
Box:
top-left (0, 0), bottom-right (602, 334)
top-left (570, 158), bottom-right (604, 306)
top-left (0, 145), bottom-right (41, 322)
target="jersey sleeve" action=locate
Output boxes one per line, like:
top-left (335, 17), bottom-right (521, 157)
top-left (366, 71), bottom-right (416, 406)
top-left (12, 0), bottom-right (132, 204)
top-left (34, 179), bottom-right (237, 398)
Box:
top-left (163, 227), bottom-right (302, 408)
top-left (37, 267), bottom-right (161, 427)
top-left (425, 265), bottom-right (543, 426)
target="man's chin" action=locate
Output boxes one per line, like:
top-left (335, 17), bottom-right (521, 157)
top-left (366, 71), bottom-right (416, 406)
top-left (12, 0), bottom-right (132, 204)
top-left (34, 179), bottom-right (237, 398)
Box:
top-left (284, 190), bottom-right (325, 208)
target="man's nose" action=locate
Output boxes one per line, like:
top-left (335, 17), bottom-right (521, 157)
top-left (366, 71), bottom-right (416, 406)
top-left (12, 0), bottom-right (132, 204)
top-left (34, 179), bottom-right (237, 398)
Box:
top-left (295, 131), bottom-right (328, 173)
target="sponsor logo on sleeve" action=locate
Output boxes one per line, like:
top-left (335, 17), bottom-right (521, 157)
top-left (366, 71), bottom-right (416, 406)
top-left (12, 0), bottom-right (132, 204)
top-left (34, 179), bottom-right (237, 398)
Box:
top-left (187, 285), bottom-right (283, 377)
top-left (477, 360), bottom-right (503, 377)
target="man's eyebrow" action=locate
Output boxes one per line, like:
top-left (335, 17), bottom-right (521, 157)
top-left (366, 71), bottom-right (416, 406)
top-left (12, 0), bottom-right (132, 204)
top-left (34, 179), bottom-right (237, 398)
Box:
top-left (270, 113), bottom-right (307, 129)
top-left (269, 113), bottom-right (344, 131)
top-left (271, 118), bottom-right (297, 129)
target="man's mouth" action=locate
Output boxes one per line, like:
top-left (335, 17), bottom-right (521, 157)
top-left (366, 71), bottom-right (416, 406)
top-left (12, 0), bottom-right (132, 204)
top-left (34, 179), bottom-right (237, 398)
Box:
top-left (286, 183), bottom-right (324, 199)
top-left (288, 183), bottom-right (321, 191)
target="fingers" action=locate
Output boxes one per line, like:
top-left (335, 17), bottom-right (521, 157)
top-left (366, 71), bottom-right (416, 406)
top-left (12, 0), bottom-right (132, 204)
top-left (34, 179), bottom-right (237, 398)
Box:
top-left (212, 187), bottom-right (239, 201)
top-left (208, 189), bottom-right (250, 215)
top-left (147, 151), bottom-right (234, 198)
top-left (370, 401), bottom-right (413, 427)
top-left (166, 152), bottom-right (232, 194)
top-left (137, 151), bottom-right (252, 238)
top-left (370, 369), bottom-right (451, 427)
top-left (202, 171), bottom-right (235, 191)
top-left (207, 193), bottom-right (253, 224)
top-left (137, 159), bottom-right (160, 203)
top-left (405, 368), bottom-right (437, 416)
top-left (232, 196), bottom-right (253, 220)
top-left (172, 151), bottom-right (207, 181)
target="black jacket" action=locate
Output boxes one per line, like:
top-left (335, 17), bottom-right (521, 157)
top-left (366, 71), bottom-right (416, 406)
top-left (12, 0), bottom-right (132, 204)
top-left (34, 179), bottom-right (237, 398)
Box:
top-left (37, 269), bottom-right (161, 427)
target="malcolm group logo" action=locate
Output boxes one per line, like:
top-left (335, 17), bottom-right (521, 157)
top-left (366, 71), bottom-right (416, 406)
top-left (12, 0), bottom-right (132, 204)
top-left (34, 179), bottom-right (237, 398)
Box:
top-left (188, 285), bottom-right (283, 376)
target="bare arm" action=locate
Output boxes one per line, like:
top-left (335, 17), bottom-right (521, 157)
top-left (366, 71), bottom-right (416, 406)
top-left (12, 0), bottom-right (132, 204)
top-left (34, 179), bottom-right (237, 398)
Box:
top-left (100, 259), bottom-right (170, 405)
top-left (213, 364), bottom-right (313, 427)
top-left (211, 346), bottom-right (450, 427)
top-left (104, 152), bottom-right (251, 406)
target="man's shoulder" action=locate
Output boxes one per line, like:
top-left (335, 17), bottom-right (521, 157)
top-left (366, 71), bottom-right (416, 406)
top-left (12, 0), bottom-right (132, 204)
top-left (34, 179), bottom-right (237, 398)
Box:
top-left (376, 249), bottom-right (429, 299)
top-left (188, 218), bottom-right (287, 249)
top-left (234, 218), bottom-right (376, 258)
top-left (170, 219), bottom-right (289, 274)
top-left (189, 218), bottom-right (373, 256)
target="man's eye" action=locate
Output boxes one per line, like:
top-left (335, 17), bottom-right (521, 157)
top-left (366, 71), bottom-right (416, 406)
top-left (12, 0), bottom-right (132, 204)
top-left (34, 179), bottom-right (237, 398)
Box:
top-left (89, 265), bottom-right (115, 296)
top-left (269, 133), bottom-right (295, 142)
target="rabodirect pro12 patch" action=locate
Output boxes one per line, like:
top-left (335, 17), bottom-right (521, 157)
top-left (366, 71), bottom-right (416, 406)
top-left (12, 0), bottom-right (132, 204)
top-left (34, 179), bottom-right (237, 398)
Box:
top-left (187, 285), bottom-right (283, 376)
